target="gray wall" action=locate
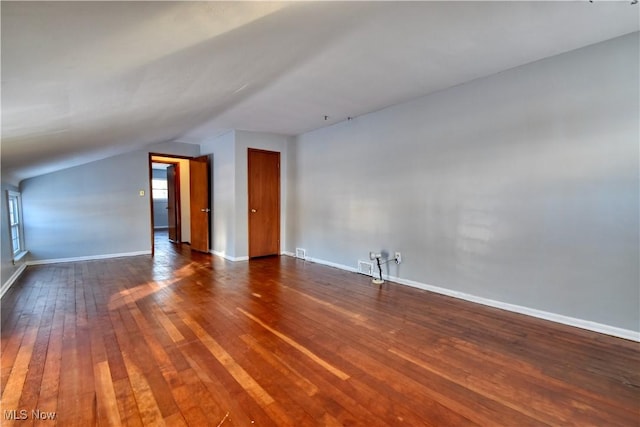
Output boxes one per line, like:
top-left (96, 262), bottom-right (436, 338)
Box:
top-left (202, 131), bottom-right (237, 258)
top-left (1, 183), bottom-right (25, 289)
top-left (289, 34), bottom-right (639, 331)
top-left (21, 141), bottom-right (200, 261)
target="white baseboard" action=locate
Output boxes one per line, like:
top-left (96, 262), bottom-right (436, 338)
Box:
top-left (26, 250), bottom-right (152, 266)
top-left (12, 249), bottom-right (638, 341)
top-left (210, 250), bottom-right (249, 262)
top-left (211, 250), bottom-right (298, 262)
top-left (1, 263), bottom-right (27, 299)
top-left (289, 255), bottom-right (640, 342)
top-left (387, 274), bottom-right (639, 342)
top-left (2, 251), bottom-right (151, 298)
top-left (305, 256), bottom-right (358, 274)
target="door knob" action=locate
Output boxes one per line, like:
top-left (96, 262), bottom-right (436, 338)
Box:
top-left (201, 208), bottom-right (211, 213)
top-left (251, 209), bottom-right (257, 213)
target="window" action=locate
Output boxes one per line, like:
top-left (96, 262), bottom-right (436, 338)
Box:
top-left (7, 191), bottom-right (25, 258)
top-left (152, 178), bottom-right (168, 200)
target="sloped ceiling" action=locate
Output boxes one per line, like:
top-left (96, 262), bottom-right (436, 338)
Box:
top-left (1, 1), bottom-right (638, 184)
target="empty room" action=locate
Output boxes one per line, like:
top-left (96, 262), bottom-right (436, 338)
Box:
top-left (1, 2), bottom-right (639, 426)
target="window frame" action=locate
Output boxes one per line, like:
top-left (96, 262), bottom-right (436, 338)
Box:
top-left (151, 178), bottom-right (169, 200)
top-left (6, 190), bottom-right (26, 261)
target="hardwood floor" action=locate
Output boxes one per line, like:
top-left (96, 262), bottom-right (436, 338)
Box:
top-left (2, 235), bottom-right (639, 426)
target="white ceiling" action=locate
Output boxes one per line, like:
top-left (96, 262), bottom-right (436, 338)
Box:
top-left (1, 1), bottom-right (638, 185)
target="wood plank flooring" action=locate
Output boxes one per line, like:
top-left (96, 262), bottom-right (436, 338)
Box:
top-left (2, 235), bottom-right (639, 426)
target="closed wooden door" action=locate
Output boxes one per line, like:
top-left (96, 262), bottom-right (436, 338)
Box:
top-left (166, 164), bottom-right (180, 242)
top-left (189, 155), bottom-right (211, 253)
top-left (248, 149), bottom-right (280, 258)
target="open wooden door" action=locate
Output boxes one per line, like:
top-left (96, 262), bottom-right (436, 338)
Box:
top-left (248, 149), bottom-right (280, 258)
top-left (190, 155), bottom-right (211, 253)
top-left (166, 164), bottom-right (181, 242)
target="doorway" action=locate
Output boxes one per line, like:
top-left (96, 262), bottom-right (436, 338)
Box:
top-left (248, 148), bottom-right (280, 258)
top-left (149, 153), bottom-right (211, 256)
top-left (151, 162), bottom-right (181, 242)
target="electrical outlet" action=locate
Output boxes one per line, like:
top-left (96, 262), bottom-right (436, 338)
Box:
top-left (394, 252), bottom-right (402, 264)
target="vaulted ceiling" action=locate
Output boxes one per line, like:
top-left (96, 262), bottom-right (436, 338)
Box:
top-left (1, 1), bottom-right (638, 184)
